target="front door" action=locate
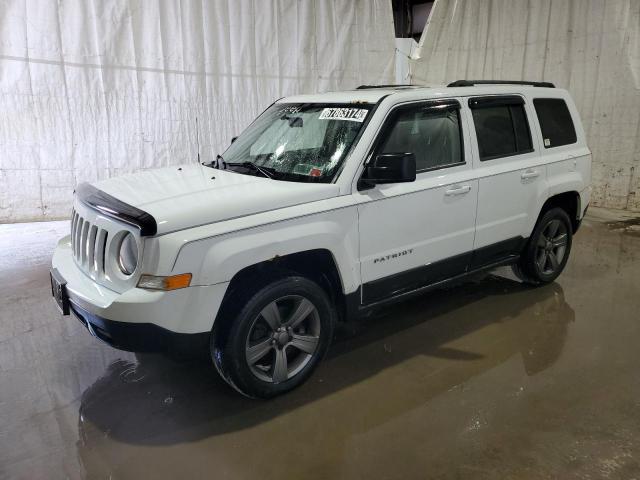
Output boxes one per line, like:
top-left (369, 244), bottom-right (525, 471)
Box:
top-left (356, 99), bottom-right (478, 305)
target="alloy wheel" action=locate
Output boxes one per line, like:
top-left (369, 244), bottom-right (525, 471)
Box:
top-left (245, 295), bottom-right (321, 383)
top-left (535, 219), bottom-right (568, 275)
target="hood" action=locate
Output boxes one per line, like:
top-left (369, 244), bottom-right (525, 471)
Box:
top-left (91, 164), bottom-right (340, 235)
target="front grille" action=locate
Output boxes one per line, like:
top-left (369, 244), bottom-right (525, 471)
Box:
top-left (70, 208), bottom-right (109, 279)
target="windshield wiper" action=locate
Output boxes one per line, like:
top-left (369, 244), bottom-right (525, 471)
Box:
top-left (225, 161), bottom-right (275, 179)
top-left (204, 154), bottom-right (225, 169)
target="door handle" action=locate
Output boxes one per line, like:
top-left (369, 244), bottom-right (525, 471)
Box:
top-left (521, 169), bottom-right (540, 180)
top-left (445, 185), bottom-right (471, 196)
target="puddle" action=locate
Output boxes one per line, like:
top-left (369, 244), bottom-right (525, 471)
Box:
top-left (605, 217), bottom-right (640, 236)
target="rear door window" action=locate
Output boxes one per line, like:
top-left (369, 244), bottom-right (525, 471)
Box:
top-left (533, 98), bottom-right (577, 148)
top-left (469, 96), bottom-right (533, 161)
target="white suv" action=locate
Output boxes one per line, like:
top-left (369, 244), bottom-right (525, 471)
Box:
top-left (51, 80), bottom-right (591, 397)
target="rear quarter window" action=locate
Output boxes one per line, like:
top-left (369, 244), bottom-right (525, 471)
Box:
top-left (533, 98), bottom-right (577, 148)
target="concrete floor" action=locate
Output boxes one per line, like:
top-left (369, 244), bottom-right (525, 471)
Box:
top-left (1, 208), bottom-right (639, 480)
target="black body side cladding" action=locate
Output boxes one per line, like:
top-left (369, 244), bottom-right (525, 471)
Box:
top-left (362, 252), bottom-right (472, 305)
top-left (75, 183), bottom-right (158, 236)
top-left (359, 237), bottom-right (526, 309)
top-left (469, 236), bottom-right (527, 270)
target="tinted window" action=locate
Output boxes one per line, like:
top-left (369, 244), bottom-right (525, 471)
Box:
top-left (511, 105), bottom-right (533, 152)
top-left (471, 102), bottom-right (533, 161)
top-left (534, 98), bottom-right (577, 148)
top-left (378, 104), bottom-right (463, 171)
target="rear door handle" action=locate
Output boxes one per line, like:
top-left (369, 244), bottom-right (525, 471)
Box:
top-left (521, 169), bottom-right (540, 180)
top-left (445, 185), bottom-right (471, 196)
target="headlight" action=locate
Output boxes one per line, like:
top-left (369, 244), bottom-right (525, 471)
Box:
top-left (117, 232), bottom-right (138, 275)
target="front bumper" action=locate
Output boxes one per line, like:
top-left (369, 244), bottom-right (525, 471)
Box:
top-left (52, 235), bottom-right (229, 351)
top-left (70, 302), bottom-right (209, 352)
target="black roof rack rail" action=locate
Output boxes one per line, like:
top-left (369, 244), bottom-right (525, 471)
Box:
top-left (356, 84), bottom-right (420, 89)
top-left (447, 80), bottom-right (555, 88)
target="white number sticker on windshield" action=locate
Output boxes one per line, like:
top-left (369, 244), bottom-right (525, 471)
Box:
top-left (318, 108), bottom-right (368, 122)
top-left (279, 105), bottom-right (301, 114)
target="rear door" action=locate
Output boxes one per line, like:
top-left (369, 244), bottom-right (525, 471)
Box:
top-left (356, 99), bottom-right (478, 305)
top-left (466, 95), bottom-right (547, 267)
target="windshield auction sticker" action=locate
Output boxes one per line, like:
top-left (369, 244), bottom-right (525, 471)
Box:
top-left (319, 108), bottom-right (368, 122)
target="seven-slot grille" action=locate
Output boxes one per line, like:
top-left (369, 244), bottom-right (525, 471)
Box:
top-left (70, 208), bottom-right (109, 278)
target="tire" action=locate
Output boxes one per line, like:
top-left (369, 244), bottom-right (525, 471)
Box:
top-left (514, 207), bottom-right (573, 285)
top-left (211, 276), bottom-right (335, 398)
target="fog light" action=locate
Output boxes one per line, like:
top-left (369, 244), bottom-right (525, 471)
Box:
top-left (138, 273), bottom-right (192, 291)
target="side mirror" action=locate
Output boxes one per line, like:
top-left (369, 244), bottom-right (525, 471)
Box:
top-left (363, 153), bottom-right (416, 185)
top-left (231, 136), bottom-right (238, 144)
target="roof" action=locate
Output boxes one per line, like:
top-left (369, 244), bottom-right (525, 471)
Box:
top-left (278, 88), bottom-right (409, 104)
top-left (277, 83), bottom-right (569, 104)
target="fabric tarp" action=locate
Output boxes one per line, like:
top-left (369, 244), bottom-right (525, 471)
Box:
top-left (0, 0), bottom-right (395, 221)
top-left (411, 0), bottom-right (640, 211)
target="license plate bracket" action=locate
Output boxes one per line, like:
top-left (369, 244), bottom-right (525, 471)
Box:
top-left (50, 268), bottom-right (70, 316)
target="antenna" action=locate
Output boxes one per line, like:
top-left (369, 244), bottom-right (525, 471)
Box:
top-left (195, 116), bottom-right (201, 163)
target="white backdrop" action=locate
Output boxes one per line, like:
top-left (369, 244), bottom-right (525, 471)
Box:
top-left (411, 0), bottom-right (640, 212)
top-left (0, 0), bottom-right (396, 222)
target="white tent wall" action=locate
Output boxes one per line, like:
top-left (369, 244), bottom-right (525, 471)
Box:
top-left (0, 0), bottom-right (396, 222)
top-left (411, 0), bottom-right (640, 212)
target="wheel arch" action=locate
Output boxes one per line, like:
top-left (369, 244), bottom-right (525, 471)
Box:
top-left (212, 249), bottom-right (348, 341)
top-left (539, 191), bottom-right (581, 232)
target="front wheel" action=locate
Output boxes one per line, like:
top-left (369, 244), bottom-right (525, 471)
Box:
top-left (513, 207), bottom-right (573, 285)
top-left (212, 276), bottom-right (335, 398)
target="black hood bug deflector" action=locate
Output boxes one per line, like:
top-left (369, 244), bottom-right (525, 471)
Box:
top-left (76, 183), bottom-right (158, 236)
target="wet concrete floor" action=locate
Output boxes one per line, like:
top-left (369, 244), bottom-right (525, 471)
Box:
top-left (1, 207), bottom-right (640, 479)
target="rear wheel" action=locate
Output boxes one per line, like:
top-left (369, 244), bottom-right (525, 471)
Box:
top-left (513, 208), bottom-right (573, 285)
top-left (212, 276), bottom-right (335, 398)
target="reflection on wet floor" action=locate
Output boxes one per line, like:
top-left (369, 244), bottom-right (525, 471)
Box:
top-left (1, 209), bottom-right (639, 479)
top-left (78, 278), bottom-right (572, 444)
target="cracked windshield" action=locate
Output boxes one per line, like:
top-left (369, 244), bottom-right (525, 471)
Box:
top-left (214, 103), bottom-right (373, 182)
